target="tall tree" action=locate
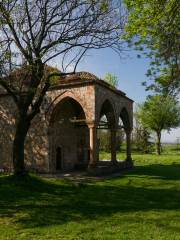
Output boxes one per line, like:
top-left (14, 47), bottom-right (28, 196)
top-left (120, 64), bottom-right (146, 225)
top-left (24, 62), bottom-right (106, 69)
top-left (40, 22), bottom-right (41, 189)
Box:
top-left (124, 0), bottom-right (180, 95)
top-left (0, 0), bottom-right (127, 175)
top-left (137, 95), bottom-right (180, 155)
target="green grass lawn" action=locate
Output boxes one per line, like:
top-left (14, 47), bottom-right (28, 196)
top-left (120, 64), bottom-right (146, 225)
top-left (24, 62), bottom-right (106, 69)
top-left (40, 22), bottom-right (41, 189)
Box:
top-left (0, 151), bottom-right (180, 240)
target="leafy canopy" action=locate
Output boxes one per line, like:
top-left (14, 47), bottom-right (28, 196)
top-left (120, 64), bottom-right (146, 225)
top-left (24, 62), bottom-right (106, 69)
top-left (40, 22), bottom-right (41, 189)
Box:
top-left (137, 95), bottom-right (180, 133)
top-left (104, 73), bottom-right (119, 89)
top-left (124, 0), bottom-right (180, 95)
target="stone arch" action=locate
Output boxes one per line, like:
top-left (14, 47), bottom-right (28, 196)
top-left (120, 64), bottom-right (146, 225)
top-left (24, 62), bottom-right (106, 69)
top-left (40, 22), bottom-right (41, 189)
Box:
top-left (118, 107), bottom-right (133, 162)
top-left (48, 96), bottom-right (90, 172)
top-left (46, 91), bottom-right (89, 123)
top-left (49, 96), bottom-right (86, 126)
top-left (97, 98), bottom-right (117, 128)
top-left (97, 99), bottom-right (117, 163)
top-left (118, 107), bottom-right (132, 130)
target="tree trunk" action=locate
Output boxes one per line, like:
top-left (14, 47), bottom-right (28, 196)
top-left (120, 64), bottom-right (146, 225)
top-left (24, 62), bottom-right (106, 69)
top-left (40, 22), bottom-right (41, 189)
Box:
top-left (13, 115), bottom-right (30, 175)
top-left (156, 132), bottom-right (161, 155)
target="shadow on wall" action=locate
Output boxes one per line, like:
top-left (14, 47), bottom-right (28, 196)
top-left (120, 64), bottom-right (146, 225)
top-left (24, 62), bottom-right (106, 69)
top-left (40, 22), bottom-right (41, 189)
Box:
top-left (0, 102), bottom-right (15, 171)
top-left (0, 96), bottom-right (50, 172)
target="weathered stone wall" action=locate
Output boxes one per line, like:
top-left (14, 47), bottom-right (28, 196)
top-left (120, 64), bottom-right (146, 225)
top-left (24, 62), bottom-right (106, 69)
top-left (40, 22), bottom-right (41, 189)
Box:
top-left (0, 95), bottom-right (49, 172)
top-left (0, 80), bottom-right (133, 172)
top-left (49, 124), bottom-right (89, 171)
top-left (0, 84), bottom-right (96, 172)
top-left (0, 95), bottom-right (15, 170)
top-left (45, 85), bottom-right (96, 122)
top-left (44, 84), bottom-right (96, 171)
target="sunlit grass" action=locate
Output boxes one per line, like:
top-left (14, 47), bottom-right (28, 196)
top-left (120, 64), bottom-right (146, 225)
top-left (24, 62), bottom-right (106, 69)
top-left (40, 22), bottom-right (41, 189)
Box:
top-left (0, 148), bottom-right (180, 240)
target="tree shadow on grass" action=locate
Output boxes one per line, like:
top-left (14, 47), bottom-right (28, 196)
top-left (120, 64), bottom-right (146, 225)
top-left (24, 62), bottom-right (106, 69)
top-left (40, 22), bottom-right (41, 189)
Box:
top-left (129, 163), bottom-right (180, 181)
top-left (0, 169), bottom-right (180, 229)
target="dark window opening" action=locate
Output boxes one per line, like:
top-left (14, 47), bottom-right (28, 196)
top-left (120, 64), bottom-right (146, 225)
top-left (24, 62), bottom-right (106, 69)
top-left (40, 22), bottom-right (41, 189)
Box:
top-left (56, 147), bottom-right (62, 170)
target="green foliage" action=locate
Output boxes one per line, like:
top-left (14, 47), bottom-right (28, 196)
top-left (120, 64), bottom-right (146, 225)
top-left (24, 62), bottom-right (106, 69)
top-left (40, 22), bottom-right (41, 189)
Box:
top-left (133, 113), bottom-right (154, 153)
top-left (98, 129), bottom-right (111, 152)
top-left (100, 0), bottom-right (109, 12)
top-left (45, 66), bottom-right (61, 86)
top-left (104, 72), bottom-right (119, 88)
top-left (143, 70), bottom-right (179, 96)
top-left (116, 129), bottom-right (125, 151)
top-left (137, 95), bottom-right (180, 154)
top-left (124, 0), bottom-right (180, 94)
top-left (138, 95), bottom-right (180, 132)
top-left (98, 129), bottom-right (125, 153)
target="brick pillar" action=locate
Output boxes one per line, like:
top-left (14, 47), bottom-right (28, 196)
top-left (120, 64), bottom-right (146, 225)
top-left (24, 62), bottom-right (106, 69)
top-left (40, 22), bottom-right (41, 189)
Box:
top-left (111, 129), bottom-right (117, 164)
top-left (88, 123), bottom-right (97, 168)
top-left (126, 129), bottom-right (132, 162)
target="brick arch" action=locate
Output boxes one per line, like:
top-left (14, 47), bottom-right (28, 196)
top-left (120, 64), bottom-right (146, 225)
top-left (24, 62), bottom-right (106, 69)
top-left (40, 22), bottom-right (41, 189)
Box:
top-left (47, 92), bottom-right (90, 172)
top-left (45, 91), bottom-right (89, 123)
top-left (118, 106), bottom-right (132, 130)
top-left (97, 98), bottom-right (117, 127)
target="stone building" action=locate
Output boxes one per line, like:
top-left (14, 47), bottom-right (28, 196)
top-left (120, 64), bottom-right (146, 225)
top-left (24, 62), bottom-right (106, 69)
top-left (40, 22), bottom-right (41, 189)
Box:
top-left (0, 72), bottom-right (133, 173)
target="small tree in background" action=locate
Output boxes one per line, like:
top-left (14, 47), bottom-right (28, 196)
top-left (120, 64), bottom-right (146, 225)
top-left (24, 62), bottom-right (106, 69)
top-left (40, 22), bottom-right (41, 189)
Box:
top-left (104, 73), bottom-right (119, 89)
top-left (98, 128), bottom-right (125, 153)
top-left (132, 114), bottom-right (153, 153)
top-left (98, 130), bottom-right (110, 152)
top-left (137, 95), bottom-right (180, 155)
top-left (116, 129), bottom-right (125, 151)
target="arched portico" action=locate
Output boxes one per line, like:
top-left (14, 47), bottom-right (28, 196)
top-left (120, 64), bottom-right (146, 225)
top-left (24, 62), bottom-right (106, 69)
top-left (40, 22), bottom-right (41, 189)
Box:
top-left (97, 99), bottom-right (117, 165)
top-left (0, 70), bottom-right (133, 174)
top-left (119, 107), bottom-right (133, 162)
top-left (49, 96), bottom-right (90, 171)
top-left (44, 71), bottom-right (133, 173)
top-left (46, 90), bottom-right (90, 123)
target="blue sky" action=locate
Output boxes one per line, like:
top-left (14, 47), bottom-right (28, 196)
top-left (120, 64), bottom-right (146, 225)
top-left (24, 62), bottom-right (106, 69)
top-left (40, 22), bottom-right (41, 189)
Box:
top-left (78, 48), bottom-right (149, 103)
top-left (55, 48), bottom-right (180, 143)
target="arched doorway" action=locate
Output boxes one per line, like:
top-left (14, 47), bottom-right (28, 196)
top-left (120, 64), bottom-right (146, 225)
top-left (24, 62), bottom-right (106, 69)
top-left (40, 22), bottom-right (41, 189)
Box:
top-left (119, 107), bottom-right (132, 161)
top-left (116, 117), bottom-right (126, 158)
top-left (49, 97), bottom-right (89, 171)
top-left (97, 99), bottom-right (116, 164)
top-left (120, 108), bottom-right (131, 130)
top-left (56, 146), bottom-right (62, 170)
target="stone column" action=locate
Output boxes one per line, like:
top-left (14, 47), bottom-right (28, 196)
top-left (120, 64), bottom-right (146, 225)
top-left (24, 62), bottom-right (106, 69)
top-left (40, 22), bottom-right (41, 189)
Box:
top-left (111, 129), bottom-right (117, 164)
top-left (125, 129), bottom-right (132, 162)
top-left (88, 123), bottom-right (97, 168)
